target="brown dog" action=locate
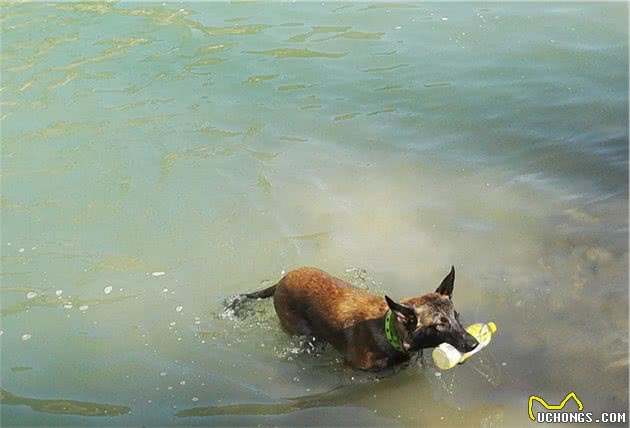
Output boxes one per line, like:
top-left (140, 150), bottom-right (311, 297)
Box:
top-left (238, 266), bottom-right (478, 370)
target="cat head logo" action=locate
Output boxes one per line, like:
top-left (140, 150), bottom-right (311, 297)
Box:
top-left (528, 392), bottom-right (584, 421)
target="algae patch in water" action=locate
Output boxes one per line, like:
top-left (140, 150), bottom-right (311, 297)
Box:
top-left (312, 26), bottom-right (352, 34)
top-left (4, 121), bottom-right (108, 145)
top-left (276, 22), bottom-right (304, 27)
top-left (372, 50), bottom-right (398, 56)
top-left (106, 98), bottom-right (174, 112)
top-left (424, 82), bottom-right (452, 88)
top-left (126, 114), bottom-right (177, 128)
top-left (249, 150), bottom-right (279, 161)
top-left (286, 231), bottom-right (331, 241)
top-left (58, 45), bottom-right (133, 70)
top-left (334, 113), bottom-right (359, 122)
top-left (278, 84), bottom-right (313, 91)
top-left (374, 84), bottom-right (401, 91)
top-left (330, 31), bottom-right (385, 40)
top-left (197, 125), bottom-right (242, 138)
top-left (279, 136), bottom-right (308, 143)
top-left (94, 255), bottom-right (148, 272)
top-left (243, 74), bottom-right (278, 84)
top-left (196, 43), bottom-right (234, 54)
top-left (245, 48), bottom-right (347, 59)
top-left (0, 388), bottom-right (130, 417)
top-left (54, 2), bottom-right (115, 15)
top-left (161, 143), bottom-right (243, 175)
top-left (363, 64), bottom-right (409, 72)
top-left (224, 17), bottom-right (250, 23)
top-left (257, 175), bottom-right (272, 195)
top-left (361, 3), bottom-right (418, 10)
top-left (188, 57), bottom-right (225, 67)
top-left (366, 108), bottom-right (397, 116)
top-left (0, 198), bottom-right (25, 209)
top-left (47, 72), bottom-right (80, 90)
top-left (287, 26), bottom-right (351, 42)
top-left (333, 4), bottom-right (355, 12)
top-left (287, 33), bottom-right (312, 43)
top-left (194, 23), bottom-right (269, 36)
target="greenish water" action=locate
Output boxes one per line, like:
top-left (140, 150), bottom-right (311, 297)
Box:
top-left (0, 2), bottom-right (628, 426)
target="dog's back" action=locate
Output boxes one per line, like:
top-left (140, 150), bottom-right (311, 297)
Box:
top-left (272, 267), bottom-right (386, 337)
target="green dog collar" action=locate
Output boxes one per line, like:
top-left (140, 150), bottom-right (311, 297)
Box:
top-left (385, 310), bottom-right (405, 352)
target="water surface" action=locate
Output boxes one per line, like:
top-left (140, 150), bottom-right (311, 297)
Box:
top-left (1, 2), bottom-right (628, 426)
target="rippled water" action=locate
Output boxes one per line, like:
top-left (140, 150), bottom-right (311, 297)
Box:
top-left (1, 2), bottom-right (628, 426)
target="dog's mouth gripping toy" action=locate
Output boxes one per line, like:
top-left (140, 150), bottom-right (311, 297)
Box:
top-left (432, 322), bottom-right (497, 370)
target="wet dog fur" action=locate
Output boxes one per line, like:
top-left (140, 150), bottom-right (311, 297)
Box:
top-left (237, 266), bottom-right (478, 370)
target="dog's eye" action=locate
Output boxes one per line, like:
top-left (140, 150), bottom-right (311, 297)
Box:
top-left (440, 317), bottom-right (449, 325)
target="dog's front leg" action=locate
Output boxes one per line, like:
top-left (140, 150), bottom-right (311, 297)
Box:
top-left (345, 351), bottom-right (389, 371)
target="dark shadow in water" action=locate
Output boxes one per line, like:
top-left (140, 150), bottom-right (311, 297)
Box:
top-left (176, 386), bottom-right (348, 417)
top-left (0, 388), bottom-right (130, 417)
top-left (175, 374), bottom-right (504, 425)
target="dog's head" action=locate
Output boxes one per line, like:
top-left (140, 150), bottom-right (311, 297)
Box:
top-left (385, 266), bottom-right (478, 353)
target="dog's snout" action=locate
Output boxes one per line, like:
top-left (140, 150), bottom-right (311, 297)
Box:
top-left (463, 333), bottom-right (478, 352)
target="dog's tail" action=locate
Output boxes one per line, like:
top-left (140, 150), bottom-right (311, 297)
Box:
top-left (221, 283), bottom-right (278, 319)
top-left (242, 284), bottom-right (277, 299)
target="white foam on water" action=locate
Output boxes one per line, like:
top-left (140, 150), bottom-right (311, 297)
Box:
top-left (21, 334), bottom-right (32, 341)
top-left (26, 292), bottom-right (37, 299)
top-left (55, 290), bottom-right (63, 296)
top-left (79, 305), bottom-right (89, 311)
top-left (152, 272), bottom-right (166, 277)
top-left (175, 306), bottom-right (183, 312)
top-left (104, 285), bottom-right (113, 295)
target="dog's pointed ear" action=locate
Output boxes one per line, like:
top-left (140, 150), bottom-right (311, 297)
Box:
top-left (385, 295), bottom-right (416, 323)
top-left (435, 266), bottom-right (455, 299)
